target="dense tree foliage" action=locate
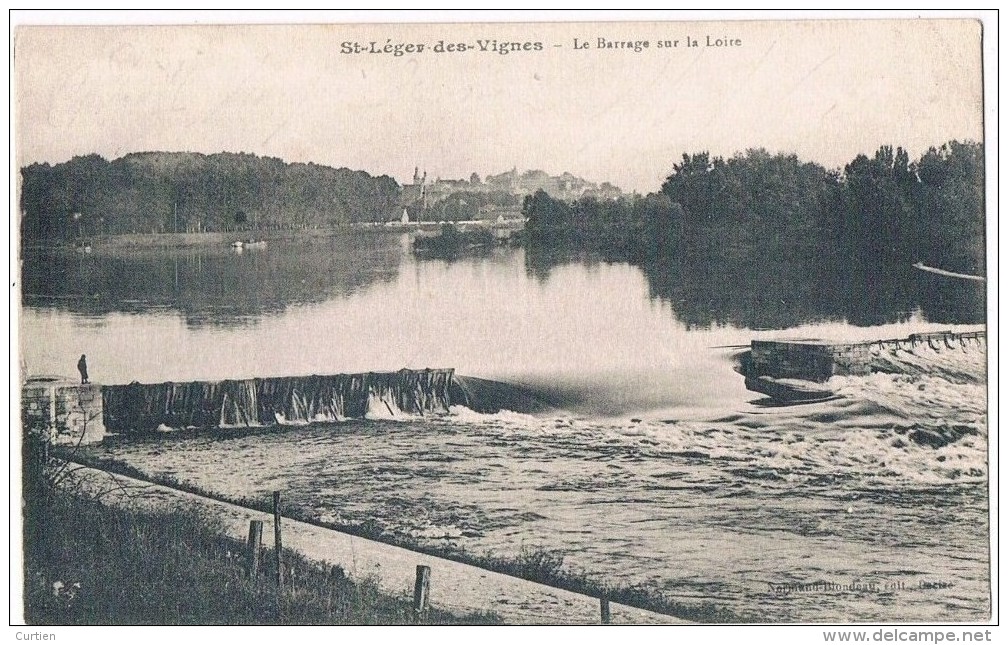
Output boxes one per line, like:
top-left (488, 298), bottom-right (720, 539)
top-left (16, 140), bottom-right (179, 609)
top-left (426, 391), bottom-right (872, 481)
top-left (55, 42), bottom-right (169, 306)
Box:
top-left (524, 142), bottom-right (985, 327)
top-left (423, 190), bottom-right (523, 222)
top-left (20, 152), bottom-right (401, 241)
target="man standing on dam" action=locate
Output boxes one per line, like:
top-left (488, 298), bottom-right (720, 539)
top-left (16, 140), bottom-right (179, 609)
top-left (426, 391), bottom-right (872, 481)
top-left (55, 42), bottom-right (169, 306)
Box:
top-left (77, 354), bottom-right (89, 384)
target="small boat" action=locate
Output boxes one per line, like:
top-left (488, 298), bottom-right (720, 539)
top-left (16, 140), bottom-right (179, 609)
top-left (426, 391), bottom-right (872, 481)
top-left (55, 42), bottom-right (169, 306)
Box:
top-left (745, 375), bottom-right (835, 404)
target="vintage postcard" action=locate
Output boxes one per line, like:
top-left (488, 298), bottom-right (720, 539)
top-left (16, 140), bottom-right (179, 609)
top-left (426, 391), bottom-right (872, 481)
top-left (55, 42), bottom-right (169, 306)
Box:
top-left (12, 12), bottom-right (993, 632)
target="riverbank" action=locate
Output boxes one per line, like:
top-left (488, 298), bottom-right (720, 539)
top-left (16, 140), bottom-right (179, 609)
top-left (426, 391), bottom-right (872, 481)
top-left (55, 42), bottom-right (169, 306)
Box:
top-left (29, 228), bottom-right (382, 251)
top-left (23, 220), bottom-right (525, 253)
top-left (55, 463), bottom-right (683, 624)
top-left (23, 481), bottom-right (498, 624)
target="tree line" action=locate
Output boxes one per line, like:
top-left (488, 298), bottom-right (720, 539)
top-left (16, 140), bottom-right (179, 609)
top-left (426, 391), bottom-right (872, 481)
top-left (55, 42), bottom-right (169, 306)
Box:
top-left (522, 142), bottom-right (985, 326)
top-left (20, 151), bottom-right (402, 242)
top-left (525, 142), bottom-right (983, 275)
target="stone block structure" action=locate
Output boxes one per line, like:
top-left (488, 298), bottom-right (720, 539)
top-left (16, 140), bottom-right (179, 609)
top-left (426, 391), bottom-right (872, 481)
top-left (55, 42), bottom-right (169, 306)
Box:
top-left (21, 377), bottom-right (105, 445)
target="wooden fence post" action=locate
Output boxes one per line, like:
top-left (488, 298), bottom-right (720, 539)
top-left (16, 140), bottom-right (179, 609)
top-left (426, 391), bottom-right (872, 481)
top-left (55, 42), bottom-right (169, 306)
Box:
top-left (273, 492), bottom-right (283, 589)
top-left (246, 520), bottom-right (263, 578)
top-left (413, 565), bottom-right (431, 617)
top-left (600, 597), bottom-right (611, 624)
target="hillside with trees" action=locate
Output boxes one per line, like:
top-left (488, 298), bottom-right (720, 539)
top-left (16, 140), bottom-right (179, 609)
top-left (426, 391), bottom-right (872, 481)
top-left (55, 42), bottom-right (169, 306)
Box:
top-left (19, 152), bottom-right (401, 243)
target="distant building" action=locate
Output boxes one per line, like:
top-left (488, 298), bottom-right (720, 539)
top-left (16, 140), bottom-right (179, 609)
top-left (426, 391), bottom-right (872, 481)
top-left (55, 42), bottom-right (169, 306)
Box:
top-left (401, 165), bottom-right (624, 220)
top-left (399, 166), bottom-right (427, 219)
top-left (479, 167), bottom-right (621, 200)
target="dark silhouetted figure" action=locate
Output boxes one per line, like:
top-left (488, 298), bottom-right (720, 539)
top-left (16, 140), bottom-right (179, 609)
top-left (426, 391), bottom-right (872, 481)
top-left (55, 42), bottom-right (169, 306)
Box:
top-left (77, 354), bottom-right (89, 384)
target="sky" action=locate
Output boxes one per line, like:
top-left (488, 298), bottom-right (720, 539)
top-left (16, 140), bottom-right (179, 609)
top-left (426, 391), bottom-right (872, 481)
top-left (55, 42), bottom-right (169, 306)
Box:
top-left (14, 15), bottom-right (985, 193)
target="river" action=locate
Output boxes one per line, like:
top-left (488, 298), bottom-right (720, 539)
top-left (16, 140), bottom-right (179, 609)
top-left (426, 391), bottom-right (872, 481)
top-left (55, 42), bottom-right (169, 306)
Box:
top-left (19, 230), bottom-right (989, 622)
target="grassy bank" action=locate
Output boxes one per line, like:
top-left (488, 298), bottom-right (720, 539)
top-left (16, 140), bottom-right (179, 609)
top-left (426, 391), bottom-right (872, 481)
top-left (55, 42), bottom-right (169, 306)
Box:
top-left (23, 484), bottom-right (498, 625)
top-left (67, 450), bottom-right (747, 623)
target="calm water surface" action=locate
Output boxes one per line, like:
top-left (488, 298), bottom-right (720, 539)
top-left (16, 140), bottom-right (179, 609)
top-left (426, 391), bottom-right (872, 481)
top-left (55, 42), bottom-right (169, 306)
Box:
top-left (20, 231), bottom-right (989, 621)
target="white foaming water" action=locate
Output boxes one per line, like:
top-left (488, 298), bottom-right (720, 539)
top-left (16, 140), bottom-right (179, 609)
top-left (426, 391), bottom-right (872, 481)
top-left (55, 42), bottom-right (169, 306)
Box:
top-left (448, 405), bottom-right (542, 426)
top-left (81, 339), bottom-right (988, 622)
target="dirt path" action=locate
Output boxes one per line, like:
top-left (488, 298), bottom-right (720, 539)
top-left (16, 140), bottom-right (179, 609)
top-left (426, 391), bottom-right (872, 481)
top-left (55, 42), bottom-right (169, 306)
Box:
top-left (71, 465), bottom-right (682, 625)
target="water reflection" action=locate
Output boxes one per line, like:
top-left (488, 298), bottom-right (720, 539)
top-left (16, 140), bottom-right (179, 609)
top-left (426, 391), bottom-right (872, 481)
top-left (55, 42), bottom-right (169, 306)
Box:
top-left (523, 247), bottom-right (986, 329)
top-left (21, 233), bottom-right (405, 328)
top-left (21, 230), bottom-right (985, 333)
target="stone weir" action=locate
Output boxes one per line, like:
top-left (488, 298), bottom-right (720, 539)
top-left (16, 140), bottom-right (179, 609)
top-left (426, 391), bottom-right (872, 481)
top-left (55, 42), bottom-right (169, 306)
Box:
top-left (745, 329), bottom-right (986, 384)
top-left (101, 369), bottom-right (456, 435)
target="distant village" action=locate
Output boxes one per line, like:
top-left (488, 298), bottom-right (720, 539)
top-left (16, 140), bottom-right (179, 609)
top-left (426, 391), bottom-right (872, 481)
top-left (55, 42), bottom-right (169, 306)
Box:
top-left (399, 167), bottom-right (624, 223)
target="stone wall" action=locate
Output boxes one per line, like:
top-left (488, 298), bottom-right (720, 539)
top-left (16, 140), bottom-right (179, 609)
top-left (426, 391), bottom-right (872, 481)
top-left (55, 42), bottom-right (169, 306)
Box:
top-left (748, 330), bottom-right (985, 383)
top-left (749, 341), bottom-right (838, 382)
top-left (21, 378), bottom-right (105, 445)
